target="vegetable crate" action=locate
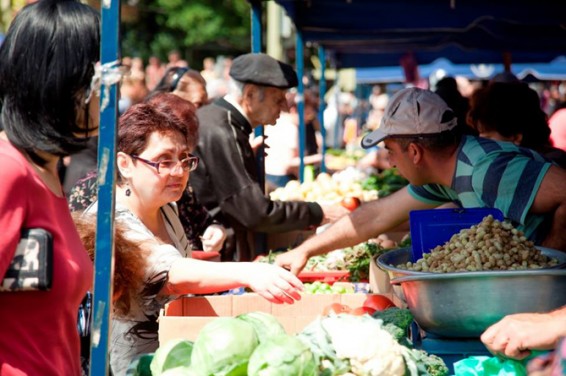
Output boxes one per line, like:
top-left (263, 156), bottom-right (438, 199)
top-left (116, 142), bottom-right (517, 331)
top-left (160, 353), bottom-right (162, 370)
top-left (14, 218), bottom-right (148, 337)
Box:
top-left (159, 293), bottom-right (370, 344)
top-left (298, 271), bottom-right (350, 284)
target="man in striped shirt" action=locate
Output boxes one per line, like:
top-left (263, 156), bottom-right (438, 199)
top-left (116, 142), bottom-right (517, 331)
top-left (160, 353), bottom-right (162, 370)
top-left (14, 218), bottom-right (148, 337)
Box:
top-left (276, 87), bottom-right (566, 275)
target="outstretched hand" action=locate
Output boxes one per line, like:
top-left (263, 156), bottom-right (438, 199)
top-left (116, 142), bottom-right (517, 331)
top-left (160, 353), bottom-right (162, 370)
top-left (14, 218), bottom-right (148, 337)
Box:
top-left (247, 263), bottom-right (303, 304)
top-left (274, 248), bottom-right (310, 276)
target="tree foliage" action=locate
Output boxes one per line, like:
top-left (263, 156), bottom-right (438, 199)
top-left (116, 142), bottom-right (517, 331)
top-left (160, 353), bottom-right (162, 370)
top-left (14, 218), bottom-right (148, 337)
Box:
top-left (122, 0), bottom-right (251, 66)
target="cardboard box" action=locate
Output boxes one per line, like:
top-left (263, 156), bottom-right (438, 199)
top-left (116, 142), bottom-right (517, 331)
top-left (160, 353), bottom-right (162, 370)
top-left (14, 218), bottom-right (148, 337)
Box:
top-left (158, 292), bottom-right (370, 344)
top-left (369, 255), bottom-right (407, 308)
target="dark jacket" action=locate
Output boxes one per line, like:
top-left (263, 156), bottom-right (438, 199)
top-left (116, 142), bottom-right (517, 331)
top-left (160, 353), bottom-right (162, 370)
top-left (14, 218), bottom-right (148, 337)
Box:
top-left (191, 98), bottom-right (323, 261)
top-left (63, 136), bottom-right (98, 195)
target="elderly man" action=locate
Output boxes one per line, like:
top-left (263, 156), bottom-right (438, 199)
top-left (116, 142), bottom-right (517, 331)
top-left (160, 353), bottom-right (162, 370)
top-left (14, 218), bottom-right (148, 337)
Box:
top-left (191, 53), bottom-right (346, 261)
top-left (276, 87), bottom-right (566, 274)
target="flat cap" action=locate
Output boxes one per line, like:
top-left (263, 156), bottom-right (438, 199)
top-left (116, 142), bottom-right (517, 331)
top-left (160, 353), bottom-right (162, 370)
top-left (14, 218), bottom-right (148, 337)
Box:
top-left (229, 53), bottom-right (298, 89)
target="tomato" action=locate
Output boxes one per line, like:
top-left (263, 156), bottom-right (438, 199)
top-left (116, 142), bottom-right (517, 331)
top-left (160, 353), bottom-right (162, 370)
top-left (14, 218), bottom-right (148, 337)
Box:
top-left (363, 294), bottom-right (396, 311)
top-left (322, 303), bottom-right (352, 315)
top-left (350, 306), bottom-right (377, 316)
top-left (340, 196), bottom-right (361, 211)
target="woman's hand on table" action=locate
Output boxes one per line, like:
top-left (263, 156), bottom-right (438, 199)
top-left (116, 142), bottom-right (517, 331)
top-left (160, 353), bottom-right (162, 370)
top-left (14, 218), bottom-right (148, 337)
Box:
top-left (245, 263), bottom-right (303, 304)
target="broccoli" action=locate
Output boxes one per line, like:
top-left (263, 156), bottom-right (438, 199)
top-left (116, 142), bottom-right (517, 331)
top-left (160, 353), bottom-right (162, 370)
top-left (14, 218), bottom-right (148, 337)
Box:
top-left (381, 323), bottom-right (415, 348)
top-left (424, 354), bottom-right (449, 376)
top-left (372, 308), bottom-right (414, 347)
top-left (372, 308), bottom-right (414, 332)
top-left (381, 323), bottom-right (403, 340)
top-left (406, 349), bottom-right (449, 376)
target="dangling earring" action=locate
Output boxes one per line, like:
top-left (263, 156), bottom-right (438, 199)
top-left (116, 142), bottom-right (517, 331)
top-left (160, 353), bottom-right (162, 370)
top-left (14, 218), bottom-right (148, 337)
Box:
top-left (125, 184), bottom-right (131, 197)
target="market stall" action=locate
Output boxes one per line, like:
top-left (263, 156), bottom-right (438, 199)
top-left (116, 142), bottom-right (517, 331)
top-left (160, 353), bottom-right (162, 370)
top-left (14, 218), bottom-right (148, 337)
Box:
top-left (141, 211), bottom-right (566, 375)
top-left (89, 1), bottom-right (566, 374)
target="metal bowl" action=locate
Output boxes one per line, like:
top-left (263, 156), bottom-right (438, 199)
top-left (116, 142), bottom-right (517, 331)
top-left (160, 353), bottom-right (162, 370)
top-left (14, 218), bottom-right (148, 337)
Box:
top-left (391, 269), bottom-right (566, 338)
top-left (376, 247), bottom-right (566, 279)
top-left (376, 247), bottom-right (566, 337)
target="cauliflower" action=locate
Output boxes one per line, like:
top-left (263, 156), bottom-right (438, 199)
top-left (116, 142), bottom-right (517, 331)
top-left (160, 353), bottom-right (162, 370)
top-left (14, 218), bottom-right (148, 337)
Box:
top-left (321, 315), bottom-right (406, 376)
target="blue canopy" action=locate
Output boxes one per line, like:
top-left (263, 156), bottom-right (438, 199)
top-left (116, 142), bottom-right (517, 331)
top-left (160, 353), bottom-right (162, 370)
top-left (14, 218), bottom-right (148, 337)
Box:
top-left (272, 0), bottom-right (566, 68)
top-left (356, 57), bottom-right (566, 83)
top-left (515, 57), bottom-right (566, 81)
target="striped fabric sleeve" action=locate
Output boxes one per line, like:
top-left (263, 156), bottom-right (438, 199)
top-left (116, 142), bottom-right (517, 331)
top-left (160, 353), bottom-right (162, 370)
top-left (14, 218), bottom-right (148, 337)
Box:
top-left (408, 184), bottom-right (453, 205)
top-left (472, 154), bottom-right (551, 225)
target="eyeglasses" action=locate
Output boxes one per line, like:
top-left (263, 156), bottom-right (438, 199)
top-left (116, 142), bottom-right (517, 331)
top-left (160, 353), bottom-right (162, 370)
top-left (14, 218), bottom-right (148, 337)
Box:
top-left (130, 154), bottom-right (199, 174)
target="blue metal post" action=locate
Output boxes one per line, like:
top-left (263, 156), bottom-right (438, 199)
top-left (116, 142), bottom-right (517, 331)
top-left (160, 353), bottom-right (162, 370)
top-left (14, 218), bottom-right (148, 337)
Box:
top-left (89, 0), bottom-right (119, 374)
top-left (296, 29), bottom-right (305, 182)
top-left (250, 0), bottom-right (265, 191)
top-left (251, 0), bottom-right (262, 54)
top-left (250, 0), bottom-right (267, 255)
top-left (318, 46), bottom-right (327, 173)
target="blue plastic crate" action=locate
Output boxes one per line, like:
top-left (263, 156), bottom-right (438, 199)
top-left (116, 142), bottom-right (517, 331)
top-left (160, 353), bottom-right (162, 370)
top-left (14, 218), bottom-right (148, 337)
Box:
top-left (409, 208), bottom-right (504, 262)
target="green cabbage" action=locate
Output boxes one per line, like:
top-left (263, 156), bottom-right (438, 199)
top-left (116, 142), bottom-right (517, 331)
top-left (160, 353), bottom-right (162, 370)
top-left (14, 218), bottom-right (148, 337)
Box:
top-left (236, 311), bottom-right (286, 343)
top-left (247, 334), bottom-right (318, 376)
top-left (190, 317), bottom-right (259, 376)
top-left (150, 339), bottom-right (193, 376)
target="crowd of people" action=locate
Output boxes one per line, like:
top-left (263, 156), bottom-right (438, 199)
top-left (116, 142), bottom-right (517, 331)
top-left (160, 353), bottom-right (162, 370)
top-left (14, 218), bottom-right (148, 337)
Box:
top-left (116, 52), bottom-right (234, 115)
top-left (1, 1), bottom-right (566, 375)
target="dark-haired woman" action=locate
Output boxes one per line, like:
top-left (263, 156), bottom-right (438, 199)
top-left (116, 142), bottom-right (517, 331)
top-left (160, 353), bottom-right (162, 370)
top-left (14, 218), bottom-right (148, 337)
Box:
top-left (467, 82), bottom-right (566, 168)
top-left (0, 0), bottom-right (99, 375)
top-left (148, 66), bottom-right (209, 108)
top-left (69, 66), bottom-right (222, 251)
top-left (69, 99), bottom-right (226, 253)
top-left (84, 94), bottom-right (303, 375)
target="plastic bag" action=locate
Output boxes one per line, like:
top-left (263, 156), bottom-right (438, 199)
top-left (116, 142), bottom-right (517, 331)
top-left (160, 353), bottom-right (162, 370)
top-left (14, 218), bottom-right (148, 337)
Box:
top-left (126, 353), bottom-right (154, 376)
top-left (453, 355), bottom-right (527, 376)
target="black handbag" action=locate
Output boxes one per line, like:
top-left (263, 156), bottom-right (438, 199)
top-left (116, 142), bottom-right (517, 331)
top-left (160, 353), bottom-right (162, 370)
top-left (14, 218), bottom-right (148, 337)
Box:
top-left (0, 228), bottom-right (53, 291)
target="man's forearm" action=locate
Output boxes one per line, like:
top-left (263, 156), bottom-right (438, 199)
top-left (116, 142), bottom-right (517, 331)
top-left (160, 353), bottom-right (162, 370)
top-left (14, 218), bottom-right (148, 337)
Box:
top-left (298, 199), bottom-right (393, 258)
top-left (297, 212), bottom-right (367, 258)
top-left (550, 305), bottom-right (566, 316)
top-left (542, 204), bottom-right (566, 251)
top-left (296, 188), bottom-right (428, 258)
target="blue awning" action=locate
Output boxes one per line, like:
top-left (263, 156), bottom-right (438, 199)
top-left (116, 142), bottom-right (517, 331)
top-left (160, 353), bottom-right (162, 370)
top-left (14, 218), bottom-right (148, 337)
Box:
top-left (272, 0), bottom-right (566, 68)
top-left (356, 57), bottom-right (566, 83)
top-left (515, 57), bottom-right (566, 81)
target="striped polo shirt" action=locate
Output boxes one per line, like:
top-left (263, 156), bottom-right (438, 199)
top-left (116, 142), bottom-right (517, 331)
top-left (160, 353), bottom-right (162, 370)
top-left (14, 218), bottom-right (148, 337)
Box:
top-left (408, 135), bottom-right (552, 242)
